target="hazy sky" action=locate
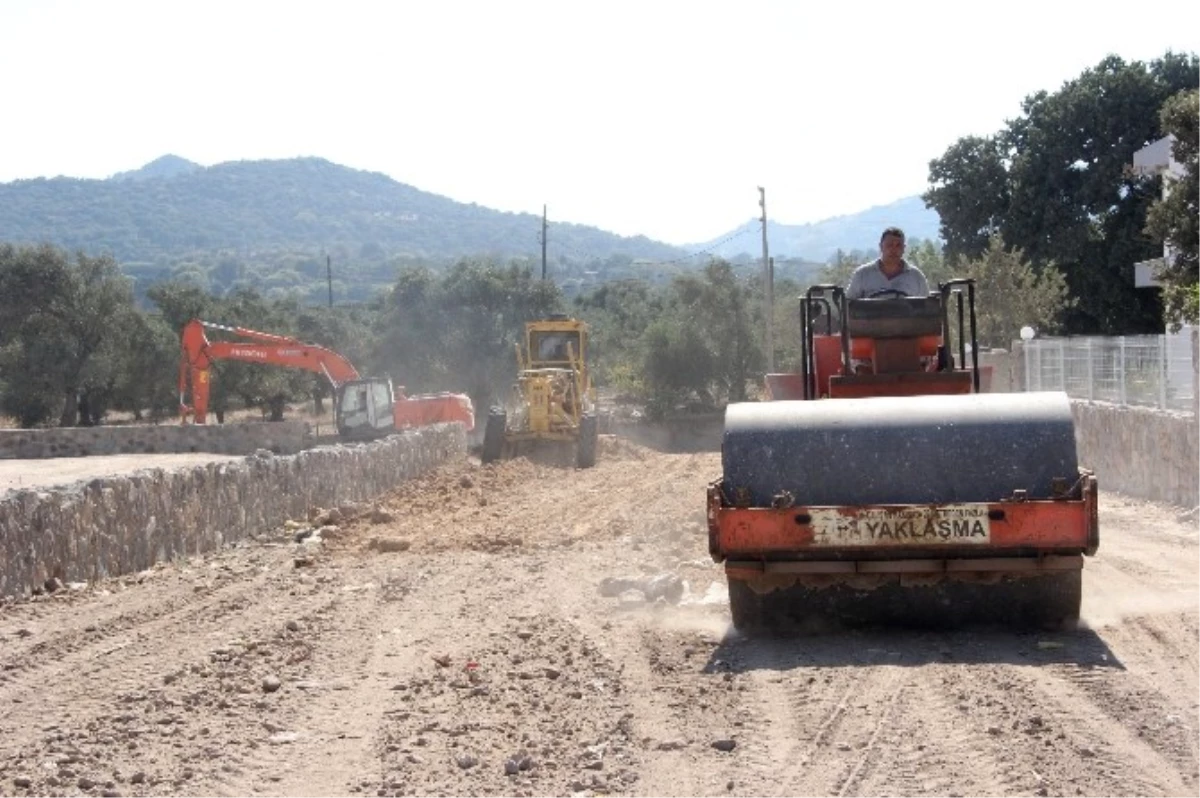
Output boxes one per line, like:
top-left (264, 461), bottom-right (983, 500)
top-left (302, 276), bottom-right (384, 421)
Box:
top-left (1, 0), bottom-right (1196, 245)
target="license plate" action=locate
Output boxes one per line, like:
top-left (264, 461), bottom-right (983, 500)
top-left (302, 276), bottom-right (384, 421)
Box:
top-left (809, 505), bottom-right (991, 546)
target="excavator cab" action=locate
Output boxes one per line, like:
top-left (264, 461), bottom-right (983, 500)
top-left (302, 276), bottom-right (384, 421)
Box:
top-left (335, 377), bottom-right (397, 439)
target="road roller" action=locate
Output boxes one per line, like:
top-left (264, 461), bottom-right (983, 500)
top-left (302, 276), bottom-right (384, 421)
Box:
top-left (707, 279), bottom-right (1098, 632)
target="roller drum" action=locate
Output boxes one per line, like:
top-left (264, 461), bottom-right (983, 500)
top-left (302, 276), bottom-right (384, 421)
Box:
top-left (722, 392), bottom-right (1078, 507)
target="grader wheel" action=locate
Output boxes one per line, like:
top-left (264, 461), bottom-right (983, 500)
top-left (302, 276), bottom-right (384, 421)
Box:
top-left (576, 412), bottom-right (598, 469)
top-left (481, 408), bottom-right (507, 464)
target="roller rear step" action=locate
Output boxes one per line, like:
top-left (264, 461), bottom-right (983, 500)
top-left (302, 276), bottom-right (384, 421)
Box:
top-left (727, 569), bottom-right (1082, 634)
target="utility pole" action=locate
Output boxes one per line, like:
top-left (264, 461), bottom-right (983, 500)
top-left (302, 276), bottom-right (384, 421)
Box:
top-left (759, 187), bottom-right (774, 372)
top-left (326, 254), bottom-right (333, 309)
top-left (540, 204), bottom-right (548, 281)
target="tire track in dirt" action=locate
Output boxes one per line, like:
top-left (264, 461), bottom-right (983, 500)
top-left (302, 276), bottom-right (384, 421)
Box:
top-left (0, 551), bottom-right (288, 711)
top-left (0, 549), bottom-right (273, 670)
top-left (743, 660), bottom-right (910, 797)
top-left (352, 553), bottom-right (643, 798)
top-left (1040, 658), bottom-right (1198, 794)
top-left (205, 578), bottom-right (400, 797)
top-left (596, 623), bottom-right (745, 798)
top-left (948, 657), bottom-right (1194, 797)
top-left (638, 633), bottom-right (922, 798)
top-left (848, 662), bottom-right (1035, 797)
top-left (1088, 551), bottom-right (1195, 590)
top-left (1069, 497), bottom-right (1200, 793)
top-left (829, 673), bottom-right (908, 798)
top-left (1085, 608), bottom-right (1200, 732)
top-left (467, 449), bottom-right (736, 798)
top-left (730, 657), bottom-right (863, 795)
top-left (0, 543), bottom-right (349, 794)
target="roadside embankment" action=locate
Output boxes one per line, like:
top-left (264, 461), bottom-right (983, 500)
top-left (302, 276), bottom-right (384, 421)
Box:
top-left (0, 424), bottom-right (465, 598)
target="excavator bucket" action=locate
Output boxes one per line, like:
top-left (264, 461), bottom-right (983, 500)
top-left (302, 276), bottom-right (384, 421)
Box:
top-left (711, 391), bottom-right (1097, 633)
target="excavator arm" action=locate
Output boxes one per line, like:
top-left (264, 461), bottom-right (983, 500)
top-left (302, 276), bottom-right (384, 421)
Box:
top-left (179, 319), bottom-right (360, 424)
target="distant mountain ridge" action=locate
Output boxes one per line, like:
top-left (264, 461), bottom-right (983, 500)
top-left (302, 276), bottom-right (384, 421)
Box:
top-left (0, 156), bottom-right (686, 265)
top-left (0, 155), bottom-right (940, 276)
top-left (692, 196), bottom-right (942, 261)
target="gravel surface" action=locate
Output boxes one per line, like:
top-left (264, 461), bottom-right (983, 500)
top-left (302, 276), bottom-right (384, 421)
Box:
top-left (0, 437), bottom-right (1195, 797)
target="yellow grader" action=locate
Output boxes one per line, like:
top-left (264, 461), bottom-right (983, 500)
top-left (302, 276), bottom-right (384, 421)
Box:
top-left (482, 314), bottom-right (599, 468)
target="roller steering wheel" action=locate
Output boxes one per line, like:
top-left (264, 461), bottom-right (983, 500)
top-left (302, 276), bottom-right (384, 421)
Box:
top-left (866, 288), bottom-right (909, 299)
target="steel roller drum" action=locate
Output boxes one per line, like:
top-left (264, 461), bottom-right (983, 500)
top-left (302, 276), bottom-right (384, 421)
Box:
top-left (722, 392), bottom-right (1079, 507)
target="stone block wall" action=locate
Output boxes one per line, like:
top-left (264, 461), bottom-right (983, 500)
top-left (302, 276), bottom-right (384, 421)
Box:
top-left (0, 422), bottom-right (308, 459)
top-left (0, 424), bottom-right (465, 598)
top-left (1072, 401), bottom-right (1198, 509)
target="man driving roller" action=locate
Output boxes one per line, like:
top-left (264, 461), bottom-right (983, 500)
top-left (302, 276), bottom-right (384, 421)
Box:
top-left (846, 226), bottom-right (929, 299)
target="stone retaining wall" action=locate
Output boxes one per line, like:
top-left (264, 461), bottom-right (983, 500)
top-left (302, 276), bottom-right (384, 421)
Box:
top-left (1072, 401), bottom-right (1198, 509)
top-left (0, 422), bottom-right (308, 459)
top-left (0, 424), bottom-right (465, 599)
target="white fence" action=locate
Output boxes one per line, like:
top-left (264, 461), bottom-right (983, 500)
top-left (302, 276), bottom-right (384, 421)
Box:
top-left (1022, 330), bottom-right (1196, 414)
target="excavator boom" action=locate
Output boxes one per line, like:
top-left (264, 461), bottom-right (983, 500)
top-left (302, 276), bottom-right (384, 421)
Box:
top-left (179, 319), bottom-right (359, 423)
top-left (178, 318), bottom-right (475, 438)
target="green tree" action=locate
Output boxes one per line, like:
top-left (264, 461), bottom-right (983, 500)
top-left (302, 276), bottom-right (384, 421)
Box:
top-left (145, 281), bottom-right (217, 332)
top-left (296, 305), bottom-right (376, 413)
top-left (924, 137), bottom-right (1010, 262)
top-left (671, 261), bottom-right (763, 403)
top-left (905, 238), bottom-right (954, 287)
top-left (109, 313), bottom-right (180, 422)
top-left (636, 260), bottom-right (763, 416)
top-left (1143, 89), bottom-right (1199, 329)
top-left (149, 283), bottom-right (323, 423)
top-left (925, 52), bottom-right (1199, 334)
top-left (817, 248), bottom-right (867, 289)
top-left (0, 244), bottom-right (136, 426)
top-left (959, 236), bottom-right (1074, 349)
top-left (640, 318), bottom-right (715, 418)
top-left (572, 279), bottom-right (664, 394)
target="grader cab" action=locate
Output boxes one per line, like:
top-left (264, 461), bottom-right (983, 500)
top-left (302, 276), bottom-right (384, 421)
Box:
top-left (482, 315), bottom-right (599, 468)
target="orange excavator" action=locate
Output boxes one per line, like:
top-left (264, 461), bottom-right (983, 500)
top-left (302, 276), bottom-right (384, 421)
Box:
top-left (178, 319), bottom-right (474, 438)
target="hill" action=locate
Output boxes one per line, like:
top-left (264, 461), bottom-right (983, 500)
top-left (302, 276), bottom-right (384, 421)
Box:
top-left (0, 156), bottom-right (686, 265)
top-left (109, 154), bottom-right (203, 183)
top-left (692, 196), bottom-right (942, 261)
top-left (0, 156), bottom-right (941, 303)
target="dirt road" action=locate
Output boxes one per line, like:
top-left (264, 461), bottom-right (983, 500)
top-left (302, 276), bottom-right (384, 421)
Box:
top-left (0, 439), bottom-right (1196, 797)
top-left (0, 453), bottom-right (244, 495)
